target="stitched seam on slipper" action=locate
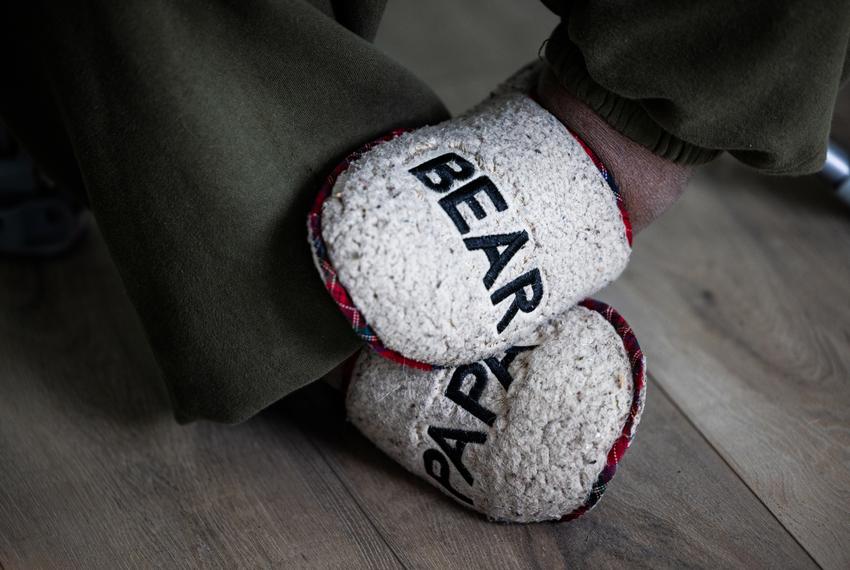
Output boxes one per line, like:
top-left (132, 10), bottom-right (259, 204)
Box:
top-left (560, 299), bottom-right (647, 521)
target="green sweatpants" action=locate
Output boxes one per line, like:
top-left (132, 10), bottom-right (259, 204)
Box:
top-left (2, 0), bottom-right (847, 422)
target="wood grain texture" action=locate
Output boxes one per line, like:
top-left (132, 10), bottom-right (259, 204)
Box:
top-left (0, 231), bottom-right (817, 567)
top-left (0, 233), bottom-right (402, 569)
top-left (597, 161), bottom-right (850, 569)
top-left (1, 0), bottom-right (847, 567)
top-left (282, 381), bottom-right (817, 569)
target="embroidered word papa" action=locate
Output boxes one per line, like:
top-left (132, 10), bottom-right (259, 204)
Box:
top-left (421, 346), bottom-right (534, 505)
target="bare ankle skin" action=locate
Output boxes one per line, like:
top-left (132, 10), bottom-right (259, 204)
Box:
top-left (536, 67), bottom-right (692, 233)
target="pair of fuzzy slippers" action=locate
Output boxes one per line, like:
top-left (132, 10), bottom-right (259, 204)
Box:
top-left (307, 65), bottom-right (645, 523)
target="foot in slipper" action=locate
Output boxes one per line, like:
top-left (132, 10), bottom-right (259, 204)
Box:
top-left (308, 66), bottom-right (632, 368)
top-left (345, 300), bottom-right (645, 523)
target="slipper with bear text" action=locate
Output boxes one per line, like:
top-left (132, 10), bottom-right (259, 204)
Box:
top-left (308, 66), bottom-right (632, 368)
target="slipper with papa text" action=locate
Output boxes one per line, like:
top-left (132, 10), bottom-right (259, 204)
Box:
top-left (345, 299), bottom-right (645, 523)
top-left (308, 64), bottom-right (632, 369)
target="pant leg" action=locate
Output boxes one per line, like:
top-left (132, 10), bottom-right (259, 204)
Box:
top-left (541, 0), bottom-right (850, 174)
top-left (3, 0), bottom-right (448, 423)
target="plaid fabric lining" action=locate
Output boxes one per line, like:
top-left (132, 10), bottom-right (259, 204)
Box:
top-left (307, 101), bottom-right (631, 370)
top-left (561, 299), bottom-right (647, 521)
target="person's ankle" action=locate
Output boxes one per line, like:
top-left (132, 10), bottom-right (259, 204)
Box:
top-left (536, 67), bottom-right (691, 233)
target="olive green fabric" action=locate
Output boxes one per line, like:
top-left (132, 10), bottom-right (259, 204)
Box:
top-left (542, 0), bottom-right (850, 174)
top-left (2, 0), bottom-right (848, 423)
top-left (2, 0), bottom-right (447, 423)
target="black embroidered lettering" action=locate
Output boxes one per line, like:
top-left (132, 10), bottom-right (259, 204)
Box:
top-left (423, 449), bottom-right (474, 504)
top-left (408, 151), bottom-right (548, 336)
top-left (445, 363), bottom-right (497, 426)
top-left (427, 426), bottom-right (487, 485)
top-left (408, 152), bottom-right (476, 192)
top-left (438, 176), bottom-right (508, 235)
top-left (484, 346), bottom-right (536, 390)
top-left (490, 269), bottom-right (544, 333)
top-left (463, 231), bottom-right (529, 289)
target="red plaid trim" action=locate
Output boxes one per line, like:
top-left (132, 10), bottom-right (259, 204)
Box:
top-left (561, 299), bottom-right (647, 521)
top-left (307, 129), bottom-right (434, 371)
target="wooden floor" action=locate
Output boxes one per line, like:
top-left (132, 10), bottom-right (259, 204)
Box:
top-left (2, 1), bottom-right (849, 568)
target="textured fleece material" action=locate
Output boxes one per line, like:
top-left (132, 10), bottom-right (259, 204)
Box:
top-left (314, 90), bottom-right (630, 367)
top-left (346, 303), bottom-right (644, 523)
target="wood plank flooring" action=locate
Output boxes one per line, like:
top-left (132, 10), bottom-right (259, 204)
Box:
top-left (1, 0), bottom-right (848, 567)
top-left (598, 161), bottom-right (850, 569)
top-left (0, 234), bottom-right (821, 567)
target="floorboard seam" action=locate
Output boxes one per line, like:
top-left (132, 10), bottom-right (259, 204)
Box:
top-left (298, 426), bottom-right (410, 570)
top-left (647, 372), bottom-right (823, 569)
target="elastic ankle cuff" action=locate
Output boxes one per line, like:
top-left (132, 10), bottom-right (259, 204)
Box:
top-left (543, 25), bottom-right (721, 167)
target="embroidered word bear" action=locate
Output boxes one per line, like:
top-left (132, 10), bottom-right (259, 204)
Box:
top-left (421, 346), bottom-right (534, 505)
top-left (408, 152), bottom-right (544, 334)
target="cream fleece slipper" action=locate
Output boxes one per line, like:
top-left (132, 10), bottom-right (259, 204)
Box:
top-left (345, 299), bottom-right (645, 523)
top-left (308, 65), bottom-right (631, 368)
